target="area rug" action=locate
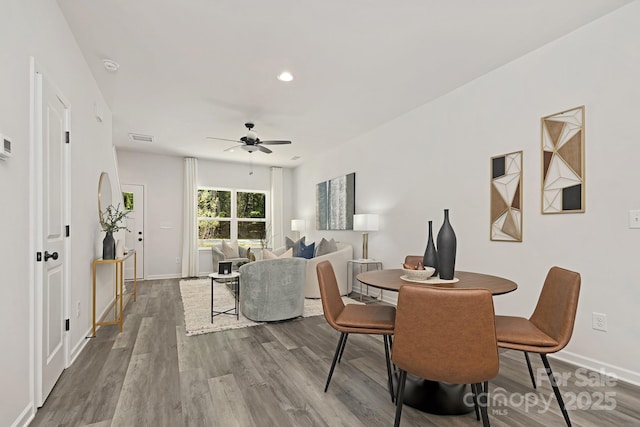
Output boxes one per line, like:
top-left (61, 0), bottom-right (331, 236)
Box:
top-left (179, 278), bottom-right (363, 336)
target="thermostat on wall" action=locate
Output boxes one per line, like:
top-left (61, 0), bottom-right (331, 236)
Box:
top-left (0, 134), bottom-right (11, 160)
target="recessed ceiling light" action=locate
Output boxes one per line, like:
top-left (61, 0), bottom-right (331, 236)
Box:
top-left (277, 71), bottom-right (293, 82)
top-left (103, 59), bottom-right (120, 72)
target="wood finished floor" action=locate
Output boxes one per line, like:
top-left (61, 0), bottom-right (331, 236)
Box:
top-left (31, 278), bottom-right (640, 427)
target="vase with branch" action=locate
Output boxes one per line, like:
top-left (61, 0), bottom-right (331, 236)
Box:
top-left (100, 203), bottom-right (130, 259)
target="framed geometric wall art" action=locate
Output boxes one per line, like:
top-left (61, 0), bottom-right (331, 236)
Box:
top-left (541, 105), bottom-right (585, 214)
top-left (491, 151), bottom-right (523, 242)
top-left (316, 172), bottom-right (355, 230)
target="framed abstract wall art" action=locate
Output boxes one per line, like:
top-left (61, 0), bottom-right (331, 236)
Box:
top-left (316, 172), bottom-right (355, 230)
top-left (491, 151), bottom-right (523, 242)
top-left (541, 106), bottom-right (585, 214)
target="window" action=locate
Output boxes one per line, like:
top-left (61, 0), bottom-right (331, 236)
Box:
top-left (198, 188), bottom-right (268, 248)
top-left (123, 192), bottom-right (134, 210)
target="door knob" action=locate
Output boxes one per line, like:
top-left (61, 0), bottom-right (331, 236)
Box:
top-left (44, 251), bottom-right (59, 261)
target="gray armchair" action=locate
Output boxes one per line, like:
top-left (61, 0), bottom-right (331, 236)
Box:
top-left (239, 257), bottom-right (306, 322)
top-left (211, 244), bottom-right (252, 272)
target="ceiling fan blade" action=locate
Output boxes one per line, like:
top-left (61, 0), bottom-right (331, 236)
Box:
top-left (260, 140), bottom-right (292, 145)
top-left (257, 145), bottom-right (272, 154)
top-left (207, 137), bottom-right (241, 143)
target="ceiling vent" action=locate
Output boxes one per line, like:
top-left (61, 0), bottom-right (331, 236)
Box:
top-left (128, 133), bottom-right (154, 143)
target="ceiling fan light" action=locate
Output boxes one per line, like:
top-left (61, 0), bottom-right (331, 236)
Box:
top-left (246, 130), bottom-right (258, 141)
top-left (242, 145), bottom-right (259, 153)
top-left (277, 71), bottom-right (293, 82)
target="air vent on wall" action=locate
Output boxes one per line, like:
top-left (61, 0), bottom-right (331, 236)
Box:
top-left (128, 133), bottom-right (154, 143)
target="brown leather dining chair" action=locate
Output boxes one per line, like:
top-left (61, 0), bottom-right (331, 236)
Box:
top-left (316, 260), bottom-right (396, 401)
top-left (392, 285), bottom-right (499, 427)
top-left (494, 266), bottom-right (580, 427)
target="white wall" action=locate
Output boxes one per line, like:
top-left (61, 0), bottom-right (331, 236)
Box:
top-left (0, 1), bottom-right (118, 425)
top-left (117, 151), bottom-right (184, 279)
top-left (293, 2), bottom-right (640, 384)
top-left (2, 3), bottom-right (635, 425)
top-left (116, 151), bottom-right (295, 277)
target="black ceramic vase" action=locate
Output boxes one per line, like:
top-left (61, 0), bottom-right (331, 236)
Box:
top-left (436, 209), bottom-right (457, 280)
top-left (422, 220), bottom-right (439, 277)
top-left (103, 231), bottom-right (116, 260)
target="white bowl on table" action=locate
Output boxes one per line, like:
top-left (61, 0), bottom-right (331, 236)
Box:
top-left (402, 266), bottom-right (436, 281)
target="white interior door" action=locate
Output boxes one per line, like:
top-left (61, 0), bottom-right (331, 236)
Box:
top-left (122, 184), bottom-right (144, 280)
top-left (36, 68), bottom-right (68, 406)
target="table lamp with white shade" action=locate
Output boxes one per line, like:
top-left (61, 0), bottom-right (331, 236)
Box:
top-left (353, 214), bottom-right (379, 260)
top-left (291, 219), bottom-right (305, 240)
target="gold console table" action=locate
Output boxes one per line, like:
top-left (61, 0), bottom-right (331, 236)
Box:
top-left (92, 250), bottom-right (137, 336)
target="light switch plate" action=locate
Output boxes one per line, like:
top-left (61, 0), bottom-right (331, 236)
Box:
top-left (629, 210), bottom-right (640, 229)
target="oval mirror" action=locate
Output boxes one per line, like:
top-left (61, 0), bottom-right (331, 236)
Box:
top-left (98, 172), bottom-right (112, 226)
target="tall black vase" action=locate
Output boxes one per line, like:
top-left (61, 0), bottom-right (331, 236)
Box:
top-left (436, 209), bottom-right (457, 280)
top-left (422, 220), bottom-right (439, 277)
top-left (103, 231), bottom-right (116, 260)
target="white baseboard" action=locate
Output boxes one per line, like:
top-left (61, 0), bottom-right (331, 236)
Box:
top-left (380, 291), bottom-right (398, 305)
top-left (550, 350), bottom-right (640, 387)
top-left (11, 402), bottom-right (34, 427)
top-left (197, 270), bottom-right (213, 277)
top-left (68, 325), bottom-right (92, 366)
top-left (145, 273), bottom-right (181, 280)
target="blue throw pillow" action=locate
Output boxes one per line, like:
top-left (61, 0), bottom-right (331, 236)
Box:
top-left (297, 241), bottom-right (315, 259)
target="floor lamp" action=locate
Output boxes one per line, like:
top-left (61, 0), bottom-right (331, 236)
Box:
top-left (353, 214), bottom-right (379, 260)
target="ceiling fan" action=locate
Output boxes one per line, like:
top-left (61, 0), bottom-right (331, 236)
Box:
top-left (207, 122), bottom-right (292, 154)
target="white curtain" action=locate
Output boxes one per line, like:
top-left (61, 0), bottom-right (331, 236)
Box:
top-left (182, 157), bottom-right (199, 277)
top-left (270, 167), bottom-right (284, 249)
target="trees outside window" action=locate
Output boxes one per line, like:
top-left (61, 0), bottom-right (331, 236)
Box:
top-left (198, 188), bottom-right (268, 248)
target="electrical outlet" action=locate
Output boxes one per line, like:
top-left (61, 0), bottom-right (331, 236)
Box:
top-left (592, 312), bottom-right (607, 332)
top-left (76, 301), bottom-right (81, 318)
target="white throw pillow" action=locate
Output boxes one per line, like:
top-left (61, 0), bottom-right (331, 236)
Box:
top-left (262, 248), bottom-right (293, 259)
top-left (222, 240), bottom-right (239, 258)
